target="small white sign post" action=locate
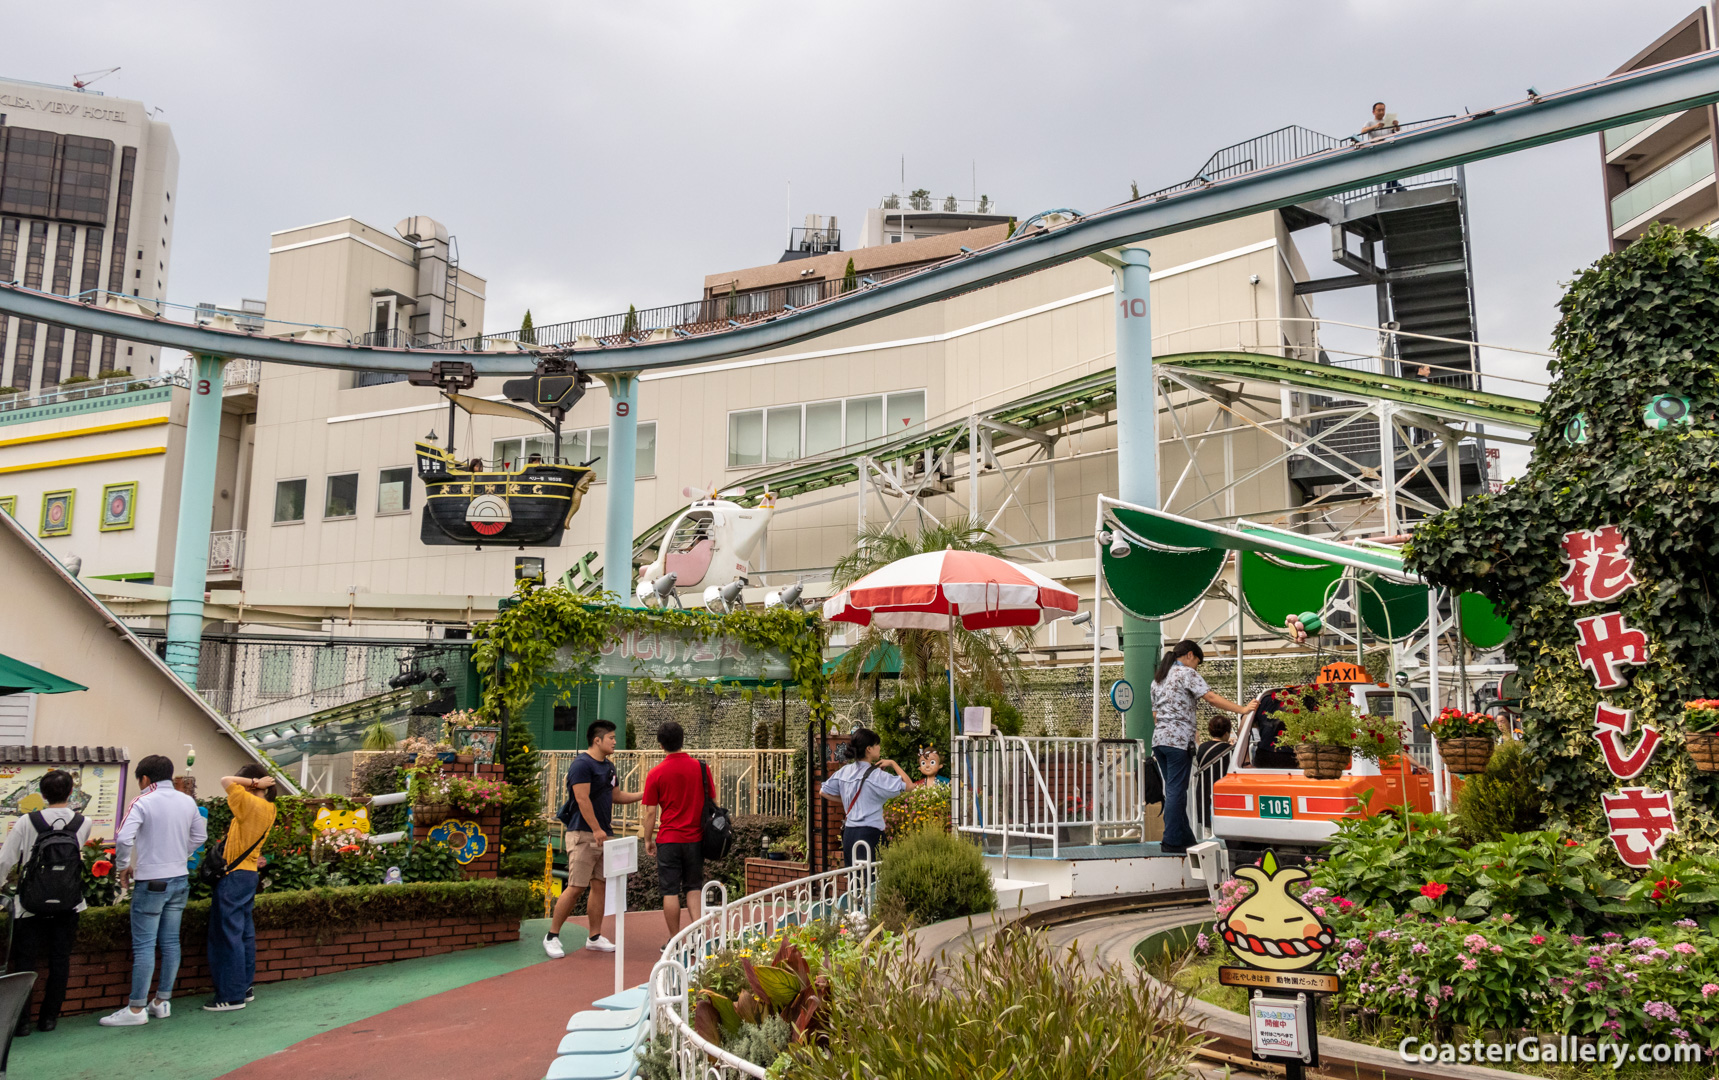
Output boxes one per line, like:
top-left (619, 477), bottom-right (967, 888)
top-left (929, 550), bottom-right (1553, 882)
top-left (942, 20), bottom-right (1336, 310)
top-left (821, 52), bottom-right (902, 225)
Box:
top-left (603, 836), bottom-right (639, 995)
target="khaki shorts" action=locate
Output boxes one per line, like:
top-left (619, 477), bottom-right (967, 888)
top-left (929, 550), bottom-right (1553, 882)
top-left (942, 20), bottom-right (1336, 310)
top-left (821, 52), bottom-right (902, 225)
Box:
top-left (567, 830), bottom-right (603, 887)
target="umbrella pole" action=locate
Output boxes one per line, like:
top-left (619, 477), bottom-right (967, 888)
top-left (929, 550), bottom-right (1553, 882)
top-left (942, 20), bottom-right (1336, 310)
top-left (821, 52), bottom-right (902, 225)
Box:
top-left (948, 621), bottom-right (957, 748)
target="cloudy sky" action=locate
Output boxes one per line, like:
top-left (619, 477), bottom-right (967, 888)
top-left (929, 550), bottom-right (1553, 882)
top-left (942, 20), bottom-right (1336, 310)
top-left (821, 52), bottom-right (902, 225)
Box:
top-left (11, 0), bottom-right (1706, 418)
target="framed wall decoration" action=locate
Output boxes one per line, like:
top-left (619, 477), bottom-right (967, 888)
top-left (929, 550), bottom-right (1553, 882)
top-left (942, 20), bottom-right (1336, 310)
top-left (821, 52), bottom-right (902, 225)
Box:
top-left (39, 490), bottom-right (74, 538)
top-left (0, 496), bottom-right (13, 517)
top-left (100, 482), bottom-right (138, 532)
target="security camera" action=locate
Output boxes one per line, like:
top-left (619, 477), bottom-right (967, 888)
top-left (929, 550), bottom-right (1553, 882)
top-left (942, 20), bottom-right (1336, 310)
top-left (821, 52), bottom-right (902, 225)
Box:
top-left (1070, 611), bottom-right (1092, 626)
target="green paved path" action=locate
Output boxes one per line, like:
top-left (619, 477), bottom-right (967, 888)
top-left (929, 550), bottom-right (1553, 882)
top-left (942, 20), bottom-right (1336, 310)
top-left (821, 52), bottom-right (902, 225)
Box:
top-left (9, 919), bottom-right (571, 1080)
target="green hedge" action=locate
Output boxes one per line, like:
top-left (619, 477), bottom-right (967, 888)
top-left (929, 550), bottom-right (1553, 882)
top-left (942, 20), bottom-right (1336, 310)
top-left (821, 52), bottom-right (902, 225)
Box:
top-left (73, 878), bottom-right (533, 953)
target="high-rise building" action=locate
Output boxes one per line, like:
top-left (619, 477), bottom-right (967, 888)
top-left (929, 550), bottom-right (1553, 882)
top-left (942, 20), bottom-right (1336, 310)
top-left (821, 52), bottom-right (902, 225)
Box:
top-left (0, 76), bottom-right (178, 392)
top-left (1600, 6), bottom-right (1719, 250)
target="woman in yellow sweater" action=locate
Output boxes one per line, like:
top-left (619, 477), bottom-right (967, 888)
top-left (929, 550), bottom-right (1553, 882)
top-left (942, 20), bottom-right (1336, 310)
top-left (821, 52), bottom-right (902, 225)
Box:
top-left (203, 764), bottom-right (277, 1012)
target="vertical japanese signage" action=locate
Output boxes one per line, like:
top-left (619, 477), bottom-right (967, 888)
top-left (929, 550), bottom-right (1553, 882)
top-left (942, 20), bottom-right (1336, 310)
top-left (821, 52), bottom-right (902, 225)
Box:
top-left (1558, 525), bottom-right (1676, 867)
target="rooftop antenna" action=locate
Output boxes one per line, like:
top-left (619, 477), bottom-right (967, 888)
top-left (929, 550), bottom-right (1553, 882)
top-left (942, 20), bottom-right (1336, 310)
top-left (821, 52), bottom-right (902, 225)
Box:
top-left (72, 67), bottom-right (120, 91)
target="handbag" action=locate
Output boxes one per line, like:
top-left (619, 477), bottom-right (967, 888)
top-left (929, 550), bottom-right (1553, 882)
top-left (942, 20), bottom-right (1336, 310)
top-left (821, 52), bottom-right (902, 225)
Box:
top-left (199, 830), bottom-right (266, 887)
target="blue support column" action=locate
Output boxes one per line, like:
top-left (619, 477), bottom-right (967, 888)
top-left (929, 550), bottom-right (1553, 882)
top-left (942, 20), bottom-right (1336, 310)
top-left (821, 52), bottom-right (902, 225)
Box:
top-left (1113, 249), bottom-right (1161, 743)
top-left (596, 372), bottom-right (640, 744)
top-left (164, 353), bottom-right (228, 684)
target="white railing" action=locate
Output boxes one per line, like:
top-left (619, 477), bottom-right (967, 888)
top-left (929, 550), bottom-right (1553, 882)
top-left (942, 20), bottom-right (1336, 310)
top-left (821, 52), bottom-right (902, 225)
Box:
top-left (223, 358), bottom-right (261, 389)
top-left (649, 850), bottom-right (877, 1079)
top-left (208, 529), bottom-right (245, 573)
top-left (952, 736), bottom-right (1149, 856)
top-left (1188, 753), bottom-right (1230, 844)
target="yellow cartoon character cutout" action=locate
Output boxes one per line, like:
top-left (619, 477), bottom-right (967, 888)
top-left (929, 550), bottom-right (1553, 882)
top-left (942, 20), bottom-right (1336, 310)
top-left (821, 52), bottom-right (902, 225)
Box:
top-left (1220, 851), bottom-right (1335, 971)
top-left (312, 806), bottom-right (371, 835)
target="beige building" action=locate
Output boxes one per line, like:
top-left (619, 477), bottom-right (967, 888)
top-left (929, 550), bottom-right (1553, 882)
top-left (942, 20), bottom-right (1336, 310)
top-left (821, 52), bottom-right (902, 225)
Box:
top-left (1601, 6), bottom-right (1719, 248)
top-left (0, 76), bottom-right (179, 392)
top-left (235, 206), bottom-right (1314, 643)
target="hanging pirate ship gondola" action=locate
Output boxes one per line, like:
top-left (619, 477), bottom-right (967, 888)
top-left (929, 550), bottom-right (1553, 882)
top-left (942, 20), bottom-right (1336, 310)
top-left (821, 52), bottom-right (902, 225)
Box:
top-left (412, 359), bottom-right (597, 547)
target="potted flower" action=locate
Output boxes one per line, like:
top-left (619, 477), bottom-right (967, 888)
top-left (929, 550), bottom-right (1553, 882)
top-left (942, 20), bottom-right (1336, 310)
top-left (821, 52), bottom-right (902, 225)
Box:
top-left (446, 775), bottom-right (511, 815)
top-left (442, 709), bottom-right (494, 764)
top-left (409, 767), bottom-right (454, 823)
top-left (1429, 707), bottom-right (1498, 774)
top-left (1684, 699), bottom-right (1719, 771)
top-left (1272, 683), bottom-right (1404, 779)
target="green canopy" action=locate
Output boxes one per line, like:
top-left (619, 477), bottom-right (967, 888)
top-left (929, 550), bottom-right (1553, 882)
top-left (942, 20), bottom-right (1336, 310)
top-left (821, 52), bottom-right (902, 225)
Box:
top-left (1101, 500), bottom-right (1511, 648)
top-left (0, 653), bottom-right (86, 696)
top-left (821, 643), bottom-right (902, 678)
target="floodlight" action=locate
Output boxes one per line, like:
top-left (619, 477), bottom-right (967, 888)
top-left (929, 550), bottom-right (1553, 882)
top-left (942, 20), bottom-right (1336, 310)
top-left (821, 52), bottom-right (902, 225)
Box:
top-left (1109, 535), bottom-right (1131, 559)
top-left (1070, 611), bottom-right (1092, 626)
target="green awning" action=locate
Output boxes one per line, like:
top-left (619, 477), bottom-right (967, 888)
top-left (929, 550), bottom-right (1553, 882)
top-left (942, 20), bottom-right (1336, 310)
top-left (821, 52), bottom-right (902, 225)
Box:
top-left (1101, 500), bottom-right (1511, 648)
top-left (0, 653), bottom-right (86, 696)
top-left (822, 643), bottom-right (902, 677)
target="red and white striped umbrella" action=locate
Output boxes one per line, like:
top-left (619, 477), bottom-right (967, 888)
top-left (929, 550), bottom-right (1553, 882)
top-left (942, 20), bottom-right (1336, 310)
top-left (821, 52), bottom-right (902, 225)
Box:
top-left (823, 548), bottom-right (1080, 630)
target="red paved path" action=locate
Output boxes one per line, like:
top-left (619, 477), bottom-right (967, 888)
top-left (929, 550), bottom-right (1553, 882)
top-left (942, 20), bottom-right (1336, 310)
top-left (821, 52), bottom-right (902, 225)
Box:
top-left (222, 913), bottom-right (673, 1080)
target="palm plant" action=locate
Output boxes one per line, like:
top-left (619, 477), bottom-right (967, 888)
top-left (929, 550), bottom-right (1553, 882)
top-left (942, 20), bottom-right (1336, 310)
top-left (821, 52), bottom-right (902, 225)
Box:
top-left (828, 523), bottom-right (1028, 700)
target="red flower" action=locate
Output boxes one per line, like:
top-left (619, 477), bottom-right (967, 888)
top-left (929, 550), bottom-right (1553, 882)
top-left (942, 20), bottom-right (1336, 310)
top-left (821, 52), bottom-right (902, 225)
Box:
top-left (1531, 934), bottom-right (1547, 945)
top-left (90, 859), bottom-right (112, 878)
top-left (1564, 839), bottom-right (1579, 847)
top-left (1420, 882), bottom-right (1449, 900)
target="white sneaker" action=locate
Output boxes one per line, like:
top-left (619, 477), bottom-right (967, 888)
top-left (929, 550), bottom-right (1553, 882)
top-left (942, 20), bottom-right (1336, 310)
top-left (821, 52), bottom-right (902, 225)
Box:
top-left (148, 1000), bottom-right (171, 1019)
top-left (99, 1007), bottom-right (148, 1027)
top-left (543, 934), bottom-right (566, 959)
top-left (584, 934), bottom-right (616, 953)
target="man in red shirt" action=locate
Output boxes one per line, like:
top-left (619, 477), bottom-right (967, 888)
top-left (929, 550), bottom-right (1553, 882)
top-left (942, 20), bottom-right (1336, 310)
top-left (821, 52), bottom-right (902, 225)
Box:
top-left (639, 721), bottom-right (717, 934)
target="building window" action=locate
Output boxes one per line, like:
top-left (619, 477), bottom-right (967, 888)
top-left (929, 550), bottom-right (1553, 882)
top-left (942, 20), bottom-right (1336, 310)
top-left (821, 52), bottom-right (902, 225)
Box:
top-left (492, 421), bottom-right (655, 482)
top-left (324, 473), bottom-right (359, 518)
top-left (377, 467), bottom-right (412, 513)
top-left (553, 704), bottom-right (579, 732)
top-left (727, 390), bottom-right (925, 468)
top-left (273, 479), bottom-right (306, 523)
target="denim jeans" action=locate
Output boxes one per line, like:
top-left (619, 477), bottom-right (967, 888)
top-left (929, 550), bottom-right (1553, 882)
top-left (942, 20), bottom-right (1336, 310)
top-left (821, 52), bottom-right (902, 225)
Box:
top-left (11, 911), bottom-right (80, 1022)
top-left (128, 875), bottom-right (190, 1007)
top-left (841, 825), bottom-right (883, 868)
top-left (208, 870), bottom-right (259, 1005)
top-left (1153, 745), bottom-right (1195, 852)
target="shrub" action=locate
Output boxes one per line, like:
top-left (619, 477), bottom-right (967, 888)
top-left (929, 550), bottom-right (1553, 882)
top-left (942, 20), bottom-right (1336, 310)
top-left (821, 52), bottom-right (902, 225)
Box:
top-left (883, 782), bottom-right (950, 838)
top-left (877, 829), bottom-right (994, 925)
top-left (786, 928), bottom-right (1201, 1080)
top-left (1452, 738), bottom-right (1544, 843)
top-left (75, 878), bottom-right (532, 952)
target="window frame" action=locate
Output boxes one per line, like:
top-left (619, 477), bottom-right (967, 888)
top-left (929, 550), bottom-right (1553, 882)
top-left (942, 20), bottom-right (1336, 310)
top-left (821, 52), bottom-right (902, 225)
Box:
top-left (725, 390), bottom-right (925, 469)
top-left (323, 471), bottom-right (360, 520)
top-left (272, 477), bottom-right (307, 525)
top-left (376, 465), bottom-right (413, 515)
top-left (489, 422), bottom-right (654, 481)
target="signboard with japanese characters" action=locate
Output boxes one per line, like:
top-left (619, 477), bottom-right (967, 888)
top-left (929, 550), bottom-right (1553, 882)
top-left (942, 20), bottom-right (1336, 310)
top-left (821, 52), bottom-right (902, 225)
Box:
top-left (1557, 525), bottom-right (1676, 868)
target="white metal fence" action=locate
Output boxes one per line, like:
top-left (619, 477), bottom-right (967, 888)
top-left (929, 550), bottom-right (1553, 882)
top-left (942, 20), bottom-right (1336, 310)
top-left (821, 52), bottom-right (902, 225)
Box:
top-left (540, 749), bottom-right (797, 835)
top-left (952, 736), bottom-right (1150, 856)
top-left (649, 851), bottom-right (877, 1079)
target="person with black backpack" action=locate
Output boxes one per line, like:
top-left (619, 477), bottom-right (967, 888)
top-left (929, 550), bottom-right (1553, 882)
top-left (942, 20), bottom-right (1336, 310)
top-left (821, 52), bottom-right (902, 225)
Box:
top-left (638, 721), bottom-right (723, 935)
top-left (0, 769), bottom-right (92, 1035)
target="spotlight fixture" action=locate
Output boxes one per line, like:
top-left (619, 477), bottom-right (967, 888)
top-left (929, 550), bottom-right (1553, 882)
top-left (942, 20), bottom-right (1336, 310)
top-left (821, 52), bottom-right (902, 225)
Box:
top-left (1070, 611), bottom-right (1092, 626)
top-left (638, 572), bottom-right (680, 608)
top-left (1108, 534), bottom-right (1132, 559)
top-left (389, 669), bottom-right (429, 689)
top-left (703, 579), bottom-right (746, 613)
top-left (765, 582), bottom-right (805, 610)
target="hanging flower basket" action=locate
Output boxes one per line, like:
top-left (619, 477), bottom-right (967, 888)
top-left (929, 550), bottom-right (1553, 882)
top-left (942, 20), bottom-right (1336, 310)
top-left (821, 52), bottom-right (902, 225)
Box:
top-left (414, 801), bottom-right (452, 824)
top-left (1685, 702), bottom-right (1719, 771)
top-left (1437, 736), bottom-right (1496, 775)
top-left (1296, 744), bottom-right (1352, 780)
top-left (1687, 733), bottom-right (1719, 773)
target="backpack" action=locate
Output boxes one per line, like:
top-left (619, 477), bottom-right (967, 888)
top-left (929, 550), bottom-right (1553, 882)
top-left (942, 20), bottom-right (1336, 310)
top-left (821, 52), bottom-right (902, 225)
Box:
top-left (699, 761), bottom-right (734, 859)
top-left (19, 811), bottom-right (85, 916)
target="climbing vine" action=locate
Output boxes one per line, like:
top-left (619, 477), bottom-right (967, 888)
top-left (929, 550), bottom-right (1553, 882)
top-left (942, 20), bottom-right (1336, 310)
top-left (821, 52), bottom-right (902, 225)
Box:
top-left (469, 583), bottom-right (831, 730)
top-left (1406, 224), bottom-right (1719, 857)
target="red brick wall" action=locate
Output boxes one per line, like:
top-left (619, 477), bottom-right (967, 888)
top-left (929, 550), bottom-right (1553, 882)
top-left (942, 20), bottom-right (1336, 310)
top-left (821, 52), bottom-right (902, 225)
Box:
top-left (26, 911), bottom-right (522, 1018)
top-left (744, 858), bottom-right (810, 895)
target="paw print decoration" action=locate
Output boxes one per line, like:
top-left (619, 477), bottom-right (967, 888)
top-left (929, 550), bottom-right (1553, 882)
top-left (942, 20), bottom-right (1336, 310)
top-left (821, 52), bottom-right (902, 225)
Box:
top-left (427, 819), bottom-right (489, 865)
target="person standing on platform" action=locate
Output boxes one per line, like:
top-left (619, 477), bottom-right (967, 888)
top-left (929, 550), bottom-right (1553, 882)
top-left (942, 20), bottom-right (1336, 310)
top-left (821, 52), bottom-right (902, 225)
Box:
top-left (819, 729), bottom-right (910, 867)
top-left (639, 721), bottom-right (719, 935)
top-left (203, 765), bottom-right (277, 1012)
top-left (544, 720), bottom-right (639, 957)
top-left (101, 755), bottom-right (206, 1027)
top-left (0, 769), bottom-right (92, 1035)
top-left (1151, 642), bottom-right (1255, 855)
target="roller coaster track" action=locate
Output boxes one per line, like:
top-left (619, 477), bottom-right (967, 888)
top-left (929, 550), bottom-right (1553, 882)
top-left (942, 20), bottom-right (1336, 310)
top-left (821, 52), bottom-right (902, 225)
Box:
top-left (597, 351), bottom-right (1540, 588)
top-left (2, 53), bottom-right (1718, 376)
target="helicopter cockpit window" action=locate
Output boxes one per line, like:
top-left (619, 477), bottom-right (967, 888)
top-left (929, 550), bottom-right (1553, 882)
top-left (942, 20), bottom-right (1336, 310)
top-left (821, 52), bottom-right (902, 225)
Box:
top-left (666, 512), bottom-right (715, 554)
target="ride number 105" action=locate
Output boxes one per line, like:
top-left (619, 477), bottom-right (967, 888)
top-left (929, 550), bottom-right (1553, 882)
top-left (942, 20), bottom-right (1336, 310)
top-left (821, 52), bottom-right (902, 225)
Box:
top-left (1258, 796), bottom-right (1293, 819)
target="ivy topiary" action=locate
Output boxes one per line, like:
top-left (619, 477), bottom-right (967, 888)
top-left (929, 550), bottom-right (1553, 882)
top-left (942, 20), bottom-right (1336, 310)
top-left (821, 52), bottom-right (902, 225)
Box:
top-left (1407, 223), bottom-right (1719, 858)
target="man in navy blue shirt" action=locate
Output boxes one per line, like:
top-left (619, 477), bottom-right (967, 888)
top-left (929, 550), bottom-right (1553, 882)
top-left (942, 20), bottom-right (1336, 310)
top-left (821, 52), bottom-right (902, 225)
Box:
top-left (544, 721), bottom-right (641, 957)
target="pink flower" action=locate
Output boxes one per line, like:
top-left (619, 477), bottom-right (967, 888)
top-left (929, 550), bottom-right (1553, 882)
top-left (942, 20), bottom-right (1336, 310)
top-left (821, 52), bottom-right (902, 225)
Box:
top-left (1490, 944), bottom-right (1504, 954)
top-left (1411, 942), bottom-right (1429, 955)
top-left (1531, 935), bottom-right (1547, 945)
top-left (1459, 953), bottom-right (1478, 972)
top-left (1674, 942), bottom-right (1696, 955)
top-left (1313, 906), bottom-right (1326, 917)
top-left (1441, 985), bottom-right (1454, 999)
top-left (1334, 897), bottom-right (1355, 911)
top-left (1584, 981), bottom-right (1604, 993)
top-left (1464, 933), bottom-right (1488, 951)
top-left (1644, 1001), bottom-right (1680, 1023)
top-left (1701, 984), bottom-right (1719, 999)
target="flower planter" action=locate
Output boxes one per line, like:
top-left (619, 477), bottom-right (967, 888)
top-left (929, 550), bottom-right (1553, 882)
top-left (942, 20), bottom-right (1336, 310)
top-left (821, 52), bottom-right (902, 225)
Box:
top-left (455, 751), bottom-right (476, 765)
top-left (1437, 735), bottom-right (1496, 775)
top-left (1296, 744), bottom-right (1352, 780)
top-left (1687, 732), bottom-right (1719, 772)
top-left (414, 801), bottom-right (452, 824)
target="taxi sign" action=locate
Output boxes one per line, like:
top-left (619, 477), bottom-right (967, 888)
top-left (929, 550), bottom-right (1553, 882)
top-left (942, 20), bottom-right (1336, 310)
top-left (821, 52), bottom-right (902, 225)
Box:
top-left (1315, 662), bottom-right (1369, 684)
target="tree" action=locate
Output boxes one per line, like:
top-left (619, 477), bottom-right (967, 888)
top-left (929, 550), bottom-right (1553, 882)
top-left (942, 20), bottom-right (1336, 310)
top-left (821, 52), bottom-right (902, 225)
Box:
top-left (841, 258), bottom-right (859, 294)
top-left (1130, 180), bottom-right (1140, 201)
top-left (909, 188), bottom-right (931, 211)
top-left (942, 194), bottom-right (958, 212)
top-left (621, 304), bottom-right (638, 335)
top-left (829, 522), bottom-right (1029, 702)
top-left (519, 309), bottom-right (536, 344)
top-left (977, 194), bottom-right (991, 214)
top-left (498, 709), bottom-right (546, 878)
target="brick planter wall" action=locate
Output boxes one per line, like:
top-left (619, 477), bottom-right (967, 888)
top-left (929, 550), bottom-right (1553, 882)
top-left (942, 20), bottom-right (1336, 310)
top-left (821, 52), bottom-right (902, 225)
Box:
top-left (743, 858), bottom-right (810, 895)
top-left (413, 761), bottom-right (503, 880)
top-left (25, 911), bottom-right (522, 1018)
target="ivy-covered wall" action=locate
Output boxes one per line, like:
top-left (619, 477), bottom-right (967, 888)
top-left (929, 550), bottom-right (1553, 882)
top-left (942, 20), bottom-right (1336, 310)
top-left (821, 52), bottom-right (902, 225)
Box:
top-left (1408, 224), bottom-right (1719, 857)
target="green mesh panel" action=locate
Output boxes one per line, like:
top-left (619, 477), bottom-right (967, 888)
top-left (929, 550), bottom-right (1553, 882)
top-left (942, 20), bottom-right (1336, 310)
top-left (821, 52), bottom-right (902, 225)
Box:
top-left (1100, 541), bottom-right (1226, 621)
top-left (1358, 575), bottom-right (1428, 641)
top-left (1238, 550), bottom-right (1344, 630)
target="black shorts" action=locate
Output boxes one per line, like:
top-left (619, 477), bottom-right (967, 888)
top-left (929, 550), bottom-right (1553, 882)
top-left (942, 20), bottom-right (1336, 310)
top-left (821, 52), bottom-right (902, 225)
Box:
top-left (656, 842), bottom-right (705, 899)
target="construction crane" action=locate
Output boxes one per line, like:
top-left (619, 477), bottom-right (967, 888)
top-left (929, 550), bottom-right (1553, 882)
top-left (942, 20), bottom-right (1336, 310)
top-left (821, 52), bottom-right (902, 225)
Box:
top-left (72, 67), bottom-right (120, 91)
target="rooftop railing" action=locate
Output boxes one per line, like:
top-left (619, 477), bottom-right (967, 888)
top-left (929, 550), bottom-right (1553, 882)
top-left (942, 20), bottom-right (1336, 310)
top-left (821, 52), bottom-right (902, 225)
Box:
top-left (0, 370), bottom-right (188, 415)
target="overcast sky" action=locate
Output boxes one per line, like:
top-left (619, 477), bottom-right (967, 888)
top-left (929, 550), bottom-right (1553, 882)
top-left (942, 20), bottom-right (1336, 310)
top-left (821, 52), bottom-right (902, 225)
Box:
top-left (12, 0), bottom-right (1706, 433)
